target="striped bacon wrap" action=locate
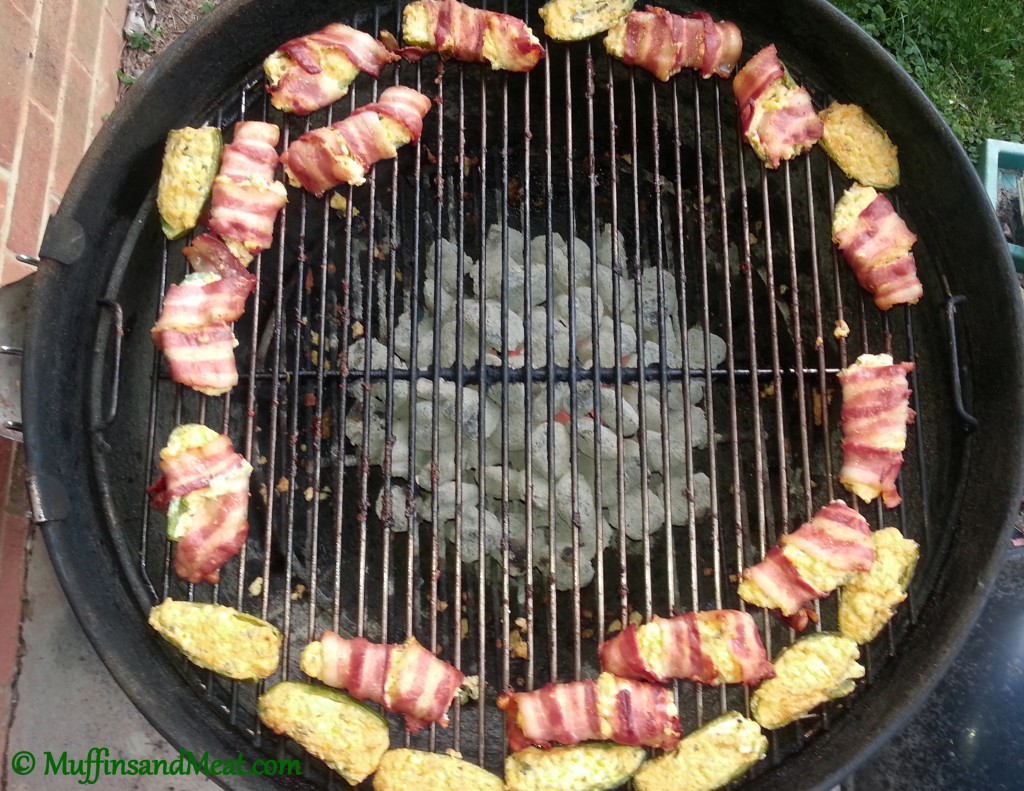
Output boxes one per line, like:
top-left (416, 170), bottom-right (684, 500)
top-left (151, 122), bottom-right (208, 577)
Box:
top-left (404, 0), bottom-right (544, 72)
top-left (599, 610), bottom-right (775, 686)
top-left (267, 23), bottom-right (399, 115)
top-left (281, 86), bottom-right (432, 196)
top-left (614, 7), bottom-right (743, 81)
top-left (739, 500), bottom-right (875, 630)
top-left (733, 44), bottom-right (823, 169)
top-left (312, 631), bottom-right (464, 732)
top-left (147, 431), bottom-right (251, 585)
top-left (207, 121), bottom-right (288, 260)
top-left (833, 190), bottom-right (924, 310)
top-left (497, 672), bottom-right (681, 751)
top-left (838, 354), bottom-right (916, 507)
top-left (151, 235), bottom-right (255, 396)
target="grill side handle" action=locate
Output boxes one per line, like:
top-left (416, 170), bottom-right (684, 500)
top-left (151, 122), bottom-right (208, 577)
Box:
top-left (944, 295), bottom-right (980, 432)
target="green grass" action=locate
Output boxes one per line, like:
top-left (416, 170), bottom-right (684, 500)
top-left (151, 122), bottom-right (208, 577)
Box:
top-left (829, 0), bottom-right (1024, 160)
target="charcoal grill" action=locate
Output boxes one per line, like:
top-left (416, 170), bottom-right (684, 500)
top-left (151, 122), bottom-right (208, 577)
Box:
top-left (22, 0), bottom-right (1024, 789)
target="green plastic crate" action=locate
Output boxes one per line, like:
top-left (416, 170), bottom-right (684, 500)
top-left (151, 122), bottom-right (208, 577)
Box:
top-left (975, 138), bottom-right (1024, 272)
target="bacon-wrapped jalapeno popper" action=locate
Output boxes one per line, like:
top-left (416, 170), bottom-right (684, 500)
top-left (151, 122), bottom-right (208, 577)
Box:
top-left (402, 0), bottom-right (544, 72)
top-left (505, 743), bottom-right (646, 791)
top-left (149, 600), bottom-right (281, 681)
top-left (147, 425), bottom-right (253, 585)
top-left (833, 185), bottom-right (923, 310)
top-left (156, 127), bottom-right (223, 240)
top-left (839, 526), bottom-right (919, 644)
top-left (599, 610), bottom-right (774, 686)
top-left (738, 500), bottom-right (875, 630)
top-left (538, 0), bottom-right (635, 42)
top-left (497, 672), bottom-right (682, 752)
top-left (374, 749), bottom-right (504, 791)
top-left (207, 121), bottom-right (288, 265)
top-left (750, 633), bottom-right (864, 730)
top-left (733, 44), bottom-right (823, 169)
top-left (300, 630), bottom-right (464, 733)
top-left (281, 85), bottom-right (432, 196)
top-left (258, 681), bottom-right (390, 785)
top-left (151, 235), bottom-right (256, 396)
top-left (632, 711), bottom-right (768, 791)
top-left (604, 7), bottom-right (743, 81)
top-left (838, 353), bottom-right (915, 508)
top-left (264, 23), bottom-right (400, 116)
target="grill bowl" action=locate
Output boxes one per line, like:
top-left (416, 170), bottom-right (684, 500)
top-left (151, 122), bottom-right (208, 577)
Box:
top-left (23, 1), bottom-right (1024, 789)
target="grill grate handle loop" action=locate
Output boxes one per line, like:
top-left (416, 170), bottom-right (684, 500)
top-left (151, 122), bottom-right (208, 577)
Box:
top-left (93, 299), bottom-right (125, 431)
top-left (944, 295), bottom-right (980, 432)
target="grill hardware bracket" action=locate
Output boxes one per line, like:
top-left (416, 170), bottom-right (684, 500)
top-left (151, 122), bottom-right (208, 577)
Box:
top-left (26, 472), bottom-right (70, 525)
top-left (38, 214), bottom-right (87, 267)
top-left (93, 299), bottom-right (124, 431)
top-left (945, 295), bottom-right (980, 432)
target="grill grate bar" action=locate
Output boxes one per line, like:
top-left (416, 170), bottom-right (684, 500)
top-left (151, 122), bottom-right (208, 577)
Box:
top-left (520, 48), bottom-right (536, 695)
top-left (561, 46), bottom-right (585, 682)
top-left (425, 59), bottom-right (447, 755)
top-left (449, 60), bottom-right (467, 749)
top-left (224, 363), bottom-right (845, 383)
top-left (474, 61), bottom-right (489, 759)
top-left (782, 164), bottom-right (815, 518)
top-left (583, 44), bottom-right (607, 647)
top-left (497, 64), bottom-right (512, 708)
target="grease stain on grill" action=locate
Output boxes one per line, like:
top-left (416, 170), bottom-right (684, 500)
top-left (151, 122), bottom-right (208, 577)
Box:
top-left (91, 16), bottom-right (963, 789)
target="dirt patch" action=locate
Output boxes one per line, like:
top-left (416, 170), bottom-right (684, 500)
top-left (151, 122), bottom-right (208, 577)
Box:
top-left (119, 0), bottom-right (216, 98)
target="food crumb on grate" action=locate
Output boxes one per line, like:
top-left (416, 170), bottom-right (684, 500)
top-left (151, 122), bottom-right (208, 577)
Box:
top-left (436, 600), bottom-right (449, 612)
top-left (290, 583), bottom-right (306, 601)
top-left (509, 629), bottom-right (529, 659)
top-left (275, 477), bottom-right (289, 493)
top-left (304, 487), bottom-right (314, 502)
top-left (834, 318), bottom-right (851, 339)
top-left (248, 576), bottom-right (264, 597)
top-left (812, 389), bottom-right (833, 427)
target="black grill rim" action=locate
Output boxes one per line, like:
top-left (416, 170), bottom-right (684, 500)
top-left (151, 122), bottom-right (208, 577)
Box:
top-left (23, 0), bottom-right (1024, 789)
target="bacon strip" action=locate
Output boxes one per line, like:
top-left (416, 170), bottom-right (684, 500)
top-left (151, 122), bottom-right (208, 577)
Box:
top-left (739, 500), bottom-right (875, 629)
top-left (733, 44), bottom-right (822, 168)
top-left (183, 233), bottom-right (253, 281)
top-left (402, 0), bottom-right (544, 72)
top-left (151, 432), bottom-right (238, 499)
top-left (608, 7), bottom-right (742, 81)
top-left (733, 44), bottom-right (785, 113)
top-left (151, 323), bottom-right (240, 397)
top-left (207, 121), bottom-right (288, 262)
top-left (266, 23), bottom-right (400, 115)
top-left (497, 673), bottom-right (681, 751)
top-left (153, 273), bottom-right (255, 330)
top-left (148, 429), bottom-right (251, 586)
top-left (833, 187), bottom-right (923, 310)
top-left (307, 631), bottom-right (464, 732)
top-left (281, 86), bottom-right (432, 196)
top-left (152, 236), bottom-right (254, 396)
top-left (838, 354), bottom-right (916, 507)
top-left (173, 482), bottom-right (249, 585)
top-left (599, 610), bottom-right (774, 686)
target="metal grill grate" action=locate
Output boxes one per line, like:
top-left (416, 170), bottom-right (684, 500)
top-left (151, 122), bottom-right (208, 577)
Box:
top-left (104, 6), bottom-right (955, 785)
